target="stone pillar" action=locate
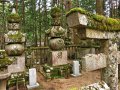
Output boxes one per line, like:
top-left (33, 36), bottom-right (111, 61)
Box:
top-left (0, 79), bottom-right (7, 90)
top-left (102, 40), bottom-right (118, 90)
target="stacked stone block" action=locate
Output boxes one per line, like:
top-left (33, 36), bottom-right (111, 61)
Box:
top-left (5, 8), bottom-right (25, 73)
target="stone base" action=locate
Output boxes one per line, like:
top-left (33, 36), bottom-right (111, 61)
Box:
top-left (71, 73), bottom-right (81, 77)
top-left (27, 83), bottom-right (39, 89)
top-left (50, 51), bottom-right (68, 66)
top-left (8, 55), bottom-right (25, 73)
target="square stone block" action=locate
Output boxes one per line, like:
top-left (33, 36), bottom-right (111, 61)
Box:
top-left (8, 55), bottom-right (25, 73)
top-left (50, 51), bottom-right (68, 66)
top-left (82, 53), bottom-right (106, 72)
top-left (8, 23), bottom-right (20, 30)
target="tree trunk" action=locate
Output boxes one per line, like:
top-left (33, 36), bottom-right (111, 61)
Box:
top-left (96, 0), bottom-right (104, 15)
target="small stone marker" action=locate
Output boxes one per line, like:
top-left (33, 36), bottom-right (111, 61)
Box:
top-left (27, 68), bottom-right (39, 89)
top-left (71, 61), bottom-right (81, 76)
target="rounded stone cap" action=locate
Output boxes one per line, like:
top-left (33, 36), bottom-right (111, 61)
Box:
top-left (0, 72), bottom-right (10, 80)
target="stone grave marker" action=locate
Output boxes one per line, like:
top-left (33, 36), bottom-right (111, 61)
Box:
top-left (71, 60), bottom-right (81, 76)
top-left (27, 68), bottom-right (39, 89)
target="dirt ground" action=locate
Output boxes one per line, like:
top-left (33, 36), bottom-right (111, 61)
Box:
top-left (9, 69), bottom-right (120, 90)
top-left (37, 70), bottom-right (101, 90)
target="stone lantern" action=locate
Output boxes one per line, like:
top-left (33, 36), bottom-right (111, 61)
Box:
top-left (5, 8), bottom-right (26, 73)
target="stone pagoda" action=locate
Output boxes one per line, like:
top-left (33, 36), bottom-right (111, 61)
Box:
top-left (5, 8), bottom-right (25, 73)
top-left (46, 6), bottom-right (67, 66)
top-left (44, 6), bottom-right (70, 79)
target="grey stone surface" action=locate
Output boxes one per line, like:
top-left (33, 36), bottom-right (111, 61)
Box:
top-left (117, 51), bottom-right (120, 64)
top-left (8, 55), bottom-right (25, 73)
top-left (27, 83), bottom-right (39, 90)
top-left (82, 53), bottom-right (107, 72)
top-left (8, 23), bottom-right (20, 30)
top-left (27, 68), bottom-right (39, 89)
top-left (50, 51), bottom-right (68, 66)
top-left (80, 81), bottom-right (110, 90)
top-left (71, 61), bottom-right (81, 76)
top-left (29, 68), bottom-right (37, 86)
top-left (102, 42), bottom-right (118, 90)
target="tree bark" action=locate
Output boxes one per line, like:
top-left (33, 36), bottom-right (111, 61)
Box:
top-left (96, 0), bottom-right (104, 15)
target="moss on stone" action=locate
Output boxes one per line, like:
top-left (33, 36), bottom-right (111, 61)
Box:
top-left (66, 8), bottom-right (120, 31)
top-left (7, 31), bottom-right (24, 42)
top-left (51, 6), bottom-right (61, 18)
top-left (7, 13), bottom-right (21, 23)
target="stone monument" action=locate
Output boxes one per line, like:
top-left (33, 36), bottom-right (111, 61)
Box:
top-left (5, 8), bottom-right (26, 73)
top-left (46, 6), bottom-right (68, 66)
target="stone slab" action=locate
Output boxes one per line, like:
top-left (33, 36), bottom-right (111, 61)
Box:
top-left (77, 28), bottom-right (120, 39)
top-left (50, 51), bottom-right (68, 66)
top-left (8, 55), bottom-right (25, 73)
top-left (29, 68), bottom-right (37, 86)
top-left (82, 53), bottom-right (107, 72)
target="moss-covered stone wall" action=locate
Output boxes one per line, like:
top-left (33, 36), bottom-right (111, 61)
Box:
top-left (66, 8), bottom-right (120, 31)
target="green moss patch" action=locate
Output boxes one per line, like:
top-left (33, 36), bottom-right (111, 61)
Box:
top-left (66, 8), bottom-right (120, 31)
top-left (7, 13), bottom-right (21, 23)
top-left (51, 6), bottom-right (61, 18)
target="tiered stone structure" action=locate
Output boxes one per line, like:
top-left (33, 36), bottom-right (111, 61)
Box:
top-left (5, 8), bottom-right (25, 73)
top-left (43, 6), bottom-right (70, 79)
top-left (46, 6), bottom-right (68, 66)
top-left (66, 8), bottom-right (120, 90)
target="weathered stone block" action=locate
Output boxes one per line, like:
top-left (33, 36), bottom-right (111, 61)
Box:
top-left (8, 55), bottom-right (25, 73)
top-left (82, 53), bottom-right (106, 72)
top-left (77, 28), bottom-right (120, 39)
top-left (67, 12), bottom-right (87, 28)
top-left (8, 23), bottom-right (20, 30)
top-left (81, 81), bottom-right (110, 90)
top-left (50, 51), bottom-right (68, 66)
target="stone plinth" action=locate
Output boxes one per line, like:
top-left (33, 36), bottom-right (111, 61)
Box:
top-left (82, 53), bottom-right (106, 72)
top-left (50, 51), bottom-right (68, 66)
top-left (8, 55), bottom-right (25, 73)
